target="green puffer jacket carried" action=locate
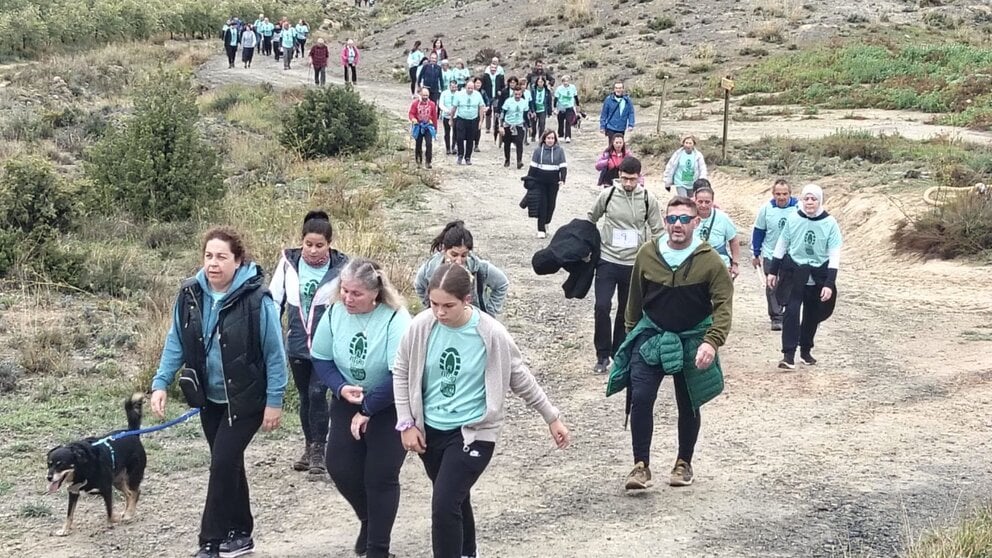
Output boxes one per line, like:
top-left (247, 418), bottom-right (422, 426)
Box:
top-left (606, 314), bottom-right (723, 412)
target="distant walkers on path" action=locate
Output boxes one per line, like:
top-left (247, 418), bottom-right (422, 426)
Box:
top-left (308, 38), bottom-right (330, 86)
top-left (751, 179), bottom-right (797, 332)
top-left (342, 39), bottom-right (360, 85)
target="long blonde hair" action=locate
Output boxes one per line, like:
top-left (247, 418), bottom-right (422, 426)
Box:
top-left (331, 257), bottom-right (405, 310)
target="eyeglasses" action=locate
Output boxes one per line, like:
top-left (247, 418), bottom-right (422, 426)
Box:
top-left (618, 176), bottom-right (638, 184)
top-left (664, 215), bottom-right (694, 225)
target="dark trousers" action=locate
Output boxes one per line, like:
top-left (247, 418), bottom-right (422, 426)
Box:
top-left (594, 261), bottom-right (633, 361)
top-left (262, 36), bottom-right (272, 55)
top-left (629, 332), bottom-right (700, 467)
top-left (416, 131), bottom-right (433, 164)
top-left (557, 108), bottom-right (574, 138)
top-left (199, 402), bottom-right (263, 544)
top-left (762, 259), bottom-right (785, 323)
top-left (296, 38), bottom-right (307, 57)
top-left (782, 282), bottom-right (823, 355)
top-left (345, 64), bottom-right (357, 83)
top-left (314, 66), bottom-right (326, 85)
top-left (531, 112), bottom-right (547, 140)
top-left (290, 358), bottom-right (329, 445)
top-left (274, 39), bottom-right (282, 59)
top-left (442, 119), bottom-right (453, 153)
top-left (455, 117), bottom-right (477, 160)
top-left (420, 426), bottom-right (494, 558)
top-left (225, 44), bottom-right (237, 66)
top-left (502, 125), bottom-right (524, 164)
top-left (484, 108), bottom-right (494, 132)
top-left (282, 46), bottom-right (293, 69)
top-left (409, 67), bottom-right (419, 94)
top-left (326, 399), bottom-right (406, 558)
top-left (605, 128), bottom-right (625, 141)
top-left (537, 181), bottom-right (560, 232)
top-left (429, 89), bottom-right (440, 119)
top-left (242, 47), bottom-right (254, 65)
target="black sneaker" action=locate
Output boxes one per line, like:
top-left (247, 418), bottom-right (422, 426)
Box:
top-left (219, 533), bottom-right (254, 558)
top-left (504, 160), bottom-right (510, 167)
top-left (592, 358), bottom-right (609, 375)
top-left (355, 521), bottom-right (368, 555)
top-left (194, 542), bottom-right (220, 558)
top-left (778, 353), bottom-right (796, 370)
top-left (800, 351), bottom-right (817, 366)
top-left (770, 320), bottom-right (783, 331)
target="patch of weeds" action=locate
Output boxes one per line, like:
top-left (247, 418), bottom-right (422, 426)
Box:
top-left (846, 14), bottom-right (870, 24)
top-left (579, 26), bottom-right (604, 39)
top-left (18, 328), bottom-right (73, 376)
top-left (0, 359), bottom-right (22, 393)
top-left (581, 59), bottom-right (599, 68)
top-left (740, 47), bottom-right (769, 57)
top-left (647, 16), bottom-right (675, 31)
top-left (18, 503), bottom-right (52, 518)
top-left (524, 16), bottom-right (553, 27)
top-left (548, 42), bottom-right (576, 56)
top-left (747, 20), bottom-right (785, 43)
top-left (688, 63), bottom-right (712, 74)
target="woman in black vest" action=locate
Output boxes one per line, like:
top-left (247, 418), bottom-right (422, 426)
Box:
top-left (150, 227), bottom-right (288, 558)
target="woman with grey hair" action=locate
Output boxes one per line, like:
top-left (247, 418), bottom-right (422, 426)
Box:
top-left (311, 257), bottom-right (412, 558)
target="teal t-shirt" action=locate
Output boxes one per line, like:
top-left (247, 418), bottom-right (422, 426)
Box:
top-left (453, 68), bottom-right (470, 86)
top-left (439, 90), bottom-right (457, 116)
top-left (695, 209), bottom-right (737, 266)
top-left (502, 97), bottom-right (529, 126)
top-left (658, 236), bottom-right (702, 269)
top-left (534, 89), bottom-right (546, 112)
top-left (281, 28), bottom-right (295, 48)
top-left (779, 212), bottom-right (843, 267)
top-left (554, 84), bottom-right (577, 110)
top-left (453, 90), bottom-right (484, 120)
top-left (310, 303), bottom-right (411, 390)
top-left (754, 202), bottom-right (796, 259)
top-left (298, 260), bottom-right (329, 317)
top-left (675, 151), bottom-right (697, 187)
top-left (423, 310), bottom-right (487, 431)
top-left (442, 68), bottom-right (456, 88)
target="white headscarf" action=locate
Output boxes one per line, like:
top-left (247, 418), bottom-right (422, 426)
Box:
top-left (801, 184), bottom-right (825, 217)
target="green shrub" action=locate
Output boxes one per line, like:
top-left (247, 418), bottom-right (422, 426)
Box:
top-left (647, 16), bottom-right (675, 31)
top-left (85, 68), bottom-right (223, 221)
top-left (893, 191), bottom-right (992, 259)
top-left (0, 156), bottom-right (77, 238)
top-left (280, 87), bottom-right (379, 159)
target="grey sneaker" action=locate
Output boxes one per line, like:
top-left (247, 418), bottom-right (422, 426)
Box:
top-left (800, 350), bottom-right (817, 366)
top-left (593, 358), bottom-right (609, 375)
top-left (624, 462), bottom-right (652, 490)
top-left (219, 533), bottom-right (254, 558)
top-left (292, 444), bottom-right (310, 472)
top-left (770, 320), bottom-right (783, 331)
top-left (670, 458), bottom-right (694, 486)
top-left (778, 353), bottom-right (796, 370)
top-left (194, 543), bottom-right (220, 558)
top-left (308, 443), bottom-right (327, 480)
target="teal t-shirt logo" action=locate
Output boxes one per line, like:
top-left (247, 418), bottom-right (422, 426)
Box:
top-left (678, 156), bottom-right (695, 184)
top-left (803, 230), bottom-right (816, 255)
top-left (439, 347), bottom-right (461, 397)
top-left (349, 333), bottom-right (368, 380)
top-left (699, 225), bottom-right (711, 241)
top-left (778, 217), bottom-right (787, 230)
top-left (302, 279), bottom-right (318, 313)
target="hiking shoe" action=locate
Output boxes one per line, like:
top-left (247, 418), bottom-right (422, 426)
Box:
top-left (504, 160), bottom-right (510, 167)
top-left (669, 458), bottom-right (694, 487)
top-left (593, 358), bottom-right (609, 375)
top-left (219, 533), bottom-right (255, 558)
top-left (354, 521), bottom-right (368, 555)
top-left (778, 353), bottom-right (796, 370)
top-left (425, 163), bottom-right (432, 169)
top-left (308, 443), bottom-right (327, 480)
top-left (624, 462), bottom-right (652, 490)
top-left (457, 157), bottom-right (464, 165)
top-left (800, 351), bottom-right (817, 366)
top-left (516, 162), bottom-right (524, 169)
top-left (194, 543), bottom-right (220, 558)
top-left (770, 320), bottom-right (783, 331)
top-left (292, 444), bottom-right (310, 472)
top-left (465, 159), bottom-right (473, 165)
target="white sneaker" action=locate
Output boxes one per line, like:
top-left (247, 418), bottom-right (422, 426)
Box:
top-left (537, 231), bottom-right (547, 239)
top-left (565, 137), bottom-right (571, 143)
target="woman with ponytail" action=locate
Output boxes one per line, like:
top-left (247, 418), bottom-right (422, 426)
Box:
top-left (268, 210), bottom-right (349, 478)
top-left (413, 220), bottom-right (510, 316)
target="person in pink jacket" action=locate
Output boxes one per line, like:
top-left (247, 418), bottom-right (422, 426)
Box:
top-left (341, 38), bottom-right (360, 85)
top-left (595, 135), bottom-right (643, 186)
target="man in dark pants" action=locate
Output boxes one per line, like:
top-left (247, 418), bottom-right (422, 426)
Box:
top-left (608, 196), bottom-right (733, 491)
top-left (222, 21), bottom-right (239, 69)
top-left (586, 157), bottom-right (662, 374)
top-left (599, 82), bottom-right (635, 140)
top-left (751, 178), bottom-right (797, 331)
top-left (417, 53), bottom-right (444, 118)
top-left (451, 80), bottom-right (485, 165)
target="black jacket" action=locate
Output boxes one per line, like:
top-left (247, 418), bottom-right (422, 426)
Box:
top-left (481, 72), bottom-right (505, 105)
top-left (531, 219), bottom-right (601, 299)
top-left (177, 267), bottom-right (269, 422)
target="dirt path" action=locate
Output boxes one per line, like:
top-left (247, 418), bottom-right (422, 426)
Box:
top-left (15, 52), bottom-right (992, 558)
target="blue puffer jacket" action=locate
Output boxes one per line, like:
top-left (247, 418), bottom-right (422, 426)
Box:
top-left (269, 248), bottom-right (349, 360)
top-left (600, 94), bottom-right (635, 132)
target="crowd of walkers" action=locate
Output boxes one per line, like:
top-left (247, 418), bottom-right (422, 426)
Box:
top-left (156, 27), bottom-right (845, 558)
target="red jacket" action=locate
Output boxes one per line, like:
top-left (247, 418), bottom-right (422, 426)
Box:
top-left (308, 44), bottom-right (329, 68)
top-left (340, 45), bottom-right (360, 67)
top-left (408, 99), bottom-right (438, 127)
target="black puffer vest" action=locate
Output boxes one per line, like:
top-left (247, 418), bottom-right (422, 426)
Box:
top-left (177, 266), bottom-right (269, 423)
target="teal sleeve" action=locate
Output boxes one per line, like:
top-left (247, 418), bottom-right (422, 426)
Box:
top-left (151, 301), bottom-right (184, 391)
top-left (386, 310), bottom-right (412, 369)
top-left (310, 306), bottom-right (335, 361)
top-left (261, 297), bottom-right (288, 408)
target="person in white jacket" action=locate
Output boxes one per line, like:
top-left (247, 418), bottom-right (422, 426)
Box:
top-left (663, 135), bottom-right (708, 197)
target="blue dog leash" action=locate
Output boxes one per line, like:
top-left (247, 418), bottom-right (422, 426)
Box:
top-left (91, 408), bottom-right (202, 469)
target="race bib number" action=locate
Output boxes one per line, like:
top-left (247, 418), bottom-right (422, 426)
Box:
top-left (612, 229), bottom-right (639, 249)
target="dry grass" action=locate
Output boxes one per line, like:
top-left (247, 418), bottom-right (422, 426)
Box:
top-left (747, 19), bottom-right (787, 44)
top-left (754, 0), bottom-right (807, 23)
top-left (560, 0), bottom-right (594, 25)
top-left (906, 505), bottom-right (992, 558)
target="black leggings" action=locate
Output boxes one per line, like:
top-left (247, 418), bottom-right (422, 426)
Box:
top-left (556, 108), bottom-right (574, 138)
top-left (782, 283), bottom-right (824, 355)
top-left (442, 119), bottom-right (453, 153)
top-left (290, 358), bottom-right (329, 445)
top-left (628, 332), bottom-right (700, 467)
top-left (409, 67), bottom-right (419, 95)
top-left (345, 64), bottom-right (357, 83)
top-left (593, 261), bottom-right (632, 361)
top-left (199, 402), bottom-right (263, 544)
top-left (420, 426), bottom-right (494, 558)
top-left (502, 125), bottom-right (524, 164)
top-left (225, 44), bottom-right (237, 66)
top-left (537, 181), bottom-right (560, 232)
top-left (326, 399), bottom-right (405, 558)
top-left (242, 47), bottom-right (254, 64)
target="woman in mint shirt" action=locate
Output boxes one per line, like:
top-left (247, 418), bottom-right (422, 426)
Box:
top-left (394, 264), bottom-right (570, 558)
top-left (529, 75), bottom-right (553, 143)
top-left (311, 258), bottom-right (411, 558)
top-left (693, 185), bottom-right (740, 279)
top-left (663, 135), bottom-right (708, 197)
top-left (500, 86), bottom-right (530, 168)
top-left (294, 19), bottom-right (309, 57)
top-left (553, 74), bottom-right (579, 143)
top-left (766, 184), bottom-right (842, 370)
top-left (452, 59), bottom-right (471, 89)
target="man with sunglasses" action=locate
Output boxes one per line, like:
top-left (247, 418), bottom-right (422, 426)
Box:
top-left (606, 196), bottom-right (734, 491)
top-left (587, 157), bottom-right (663, 375)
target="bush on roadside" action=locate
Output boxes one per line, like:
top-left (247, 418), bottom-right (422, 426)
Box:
top-left (85, 68), bottom-right (223, 221)
top-left (893, 193), bottom-right (992, 259)
top-left (280, 86), bottom-right (379, 159)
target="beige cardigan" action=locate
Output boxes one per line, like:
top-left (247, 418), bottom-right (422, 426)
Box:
top-left (393, 308), bottom-right (560, 445)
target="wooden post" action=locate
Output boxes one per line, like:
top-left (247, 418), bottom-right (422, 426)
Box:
top-left (720, 75), bottom-right (734, 160)
top-left (656, 75), bottom-right (669, 136)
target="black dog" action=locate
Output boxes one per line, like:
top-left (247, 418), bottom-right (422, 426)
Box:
top-left (46, 393), bottom-right (147, 536)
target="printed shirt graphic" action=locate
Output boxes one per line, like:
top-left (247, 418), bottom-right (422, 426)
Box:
top-left (310, 303), bottom-right (411, 390)
top-left (675, 151), bottom-right (696, 187)
top-left (554, 84), bottom-right (577, 109)
top-left (423, 310), bottom-right (487, 431)
top-left (780, 213), bottom-right (843, 267)
top-left (297, 259), bottom-right (329, 317)
top-left (453, 90), bottom-right (484, 120)
top-left (694, 210), bottom-right (737, 267)
top-left (754, 204), bottom-right (795, 259)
